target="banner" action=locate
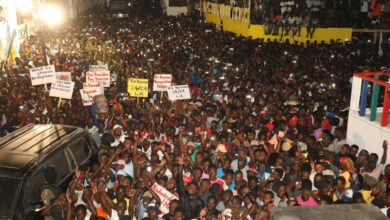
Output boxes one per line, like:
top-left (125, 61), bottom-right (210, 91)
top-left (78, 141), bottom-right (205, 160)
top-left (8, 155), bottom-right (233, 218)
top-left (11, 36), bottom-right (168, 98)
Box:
top-left (89, 64), bottom-right (108, 71)
top-left (202, 1), bottom-right (352, 44)
top-left (17, 23), bottom-right (28, 43)
top-left (153, 74), bottom-right (172, 91)
top-left (56, 72), bottom-right (71, 81)
top-left (151, 183), bottom-right (178, 215)
top-left (30, 65), bottom-right (56, 86)
top-left (86, 71), bottom-right (110, 87)
top-left (80, 87), bottom-right (103, 106)
top-left (49, 80), bottom-right (75, 99)
top-left (167, 85), bottom-right (191, 101)
top-left (128, 78), bottom-right (149, 97)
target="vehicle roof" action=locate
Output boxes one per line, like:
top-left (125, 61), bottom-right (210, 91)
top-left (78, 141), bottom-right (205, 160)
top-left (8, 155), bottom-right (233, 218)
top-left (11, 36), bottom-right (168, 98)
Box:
top-left (0, 124), bottom-right (84, 179)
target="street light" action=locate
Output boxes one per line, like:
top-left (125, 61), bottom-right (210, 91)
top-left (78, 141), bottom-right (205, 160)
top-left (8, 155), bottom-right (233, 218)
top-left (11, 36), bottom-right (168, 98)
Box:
top-left (37, 4), bottom-right (63, 66)
top-left (39, 4), bottom-right (63, 26)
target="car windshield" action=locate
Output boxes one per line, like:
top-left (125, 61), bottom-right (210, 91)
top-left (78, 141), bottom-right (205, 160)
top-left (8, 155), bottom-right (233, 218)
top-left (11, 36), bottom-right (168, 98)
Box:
top-left (0, 178), bottom-right (19, 218)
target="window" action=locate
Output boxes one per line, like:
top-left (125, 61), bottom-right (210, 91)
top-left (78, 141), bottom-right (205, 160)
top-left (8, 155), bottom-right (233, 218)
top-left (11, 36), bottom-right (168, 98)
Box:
top-left (46, 151), bottom-right (71, 184)
top-left (0, 178), bottom-right (19, 218)
top-left (22, 170), bottom-right (45, 207)
top-left (69, 138), bottom-right (90, 166)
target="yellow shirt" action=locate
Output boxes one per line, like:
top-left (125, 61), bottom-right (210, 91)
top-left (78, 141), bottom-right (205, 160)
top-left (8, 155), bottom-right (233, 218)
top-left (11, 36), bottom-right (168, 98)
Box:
top-left (359, 190), bottom-right (374, 204)
top-left (340, 170), bottom-right (351, 188)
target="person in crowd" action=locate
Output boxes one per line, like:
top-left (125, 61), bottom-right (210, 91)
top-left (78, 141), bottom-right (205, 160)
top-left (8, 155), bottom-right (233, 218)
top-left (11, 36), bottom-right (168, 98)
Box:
top-left (5, 2), bottom-right (390, 220)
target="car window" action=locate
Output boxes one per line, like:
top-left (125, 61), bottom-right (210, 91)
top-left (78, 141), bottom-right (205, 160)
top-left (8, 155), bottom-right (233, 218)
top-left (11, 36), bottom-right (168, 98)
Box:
top-left (0, 178), bottom-right (19, 218)
top-left (22, 170), bottom-right (45, 207)
top-left (46, 150), bottom-right (71, 184)
top-left (69, 138), bottom-right (91, 166)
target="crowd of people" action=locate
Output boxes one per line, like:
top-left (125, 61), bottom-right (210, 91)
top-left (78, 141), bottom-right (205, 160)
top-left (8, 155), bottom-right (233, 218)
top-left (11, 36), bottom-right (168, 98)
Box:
top-left (206, 0), bottom-right (390, 28)
top-left (4, 2), bottom-right (390, 220)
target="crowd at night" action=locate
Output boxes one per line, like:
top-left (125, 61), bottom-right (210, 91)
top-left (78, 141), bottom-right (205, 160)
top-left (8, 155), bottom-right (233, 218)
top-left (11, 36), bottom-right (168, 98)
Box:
top-left (1, 1), bottom-right (390, 220)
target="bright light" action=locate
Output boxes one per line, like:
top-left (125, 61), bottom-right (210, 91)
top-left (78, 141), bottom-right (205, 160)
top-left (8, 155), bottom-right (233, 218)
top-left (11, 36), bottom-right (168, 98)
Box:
top-left (17, 0), bottom-right (33, 13)
top-left (39, 4), bottom-right (63, 26)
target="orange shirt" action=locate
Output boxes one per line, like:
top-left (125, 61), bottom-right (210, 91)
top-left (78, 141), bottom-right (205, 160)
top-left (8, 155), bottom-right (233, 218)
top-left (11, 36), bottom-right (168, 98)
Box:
top-left (96, 208), bottom-right (110, 220)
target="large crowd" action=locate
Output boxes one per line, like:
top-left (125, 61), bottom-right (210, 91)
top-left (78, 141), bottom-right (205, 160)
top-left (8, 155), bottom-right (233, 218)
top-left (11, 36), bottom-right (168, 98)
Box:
top-left (3, 3), bottom-right (390, 220)
top-left (206, 0), bottom-right (390, 28)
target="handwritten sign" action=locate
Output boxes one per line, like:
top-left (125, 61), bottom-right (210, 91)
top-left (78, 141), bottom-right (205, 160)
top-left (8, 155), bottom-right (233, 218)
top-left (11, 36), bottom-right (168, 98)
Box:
top-left (30, 65), bottom-right (56, 86)
top-left (151, 183), bottom-right (178, 215)
top-left (17, 23), bottom-right (28, 43)
top-left (128, 78), bottom-right (148, 97)
top-left (86, 71), bottom-right (110, 87)
top-left (80, 87), bottom-right (103, 106)
top-left (167, 85), bottom-right (191, 101)
top-left (153, 74), bottom-right (172, 91)
top-left (49, 80), bottom-right (75, 99)
top-left (89, 64), bottom-right (108, 71)
top-left (56, 72), bottom-right (71, 81)
top-left (83, 82), bottom-right (104, 94)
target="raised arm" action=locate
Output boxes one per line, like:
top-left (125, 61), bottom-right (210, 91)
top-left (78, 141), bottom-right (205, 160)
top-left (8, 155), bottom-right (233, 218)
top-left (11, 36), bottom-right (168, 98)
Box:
top-left (380, 140), bottom-right (388, 165)
top-left (66, 192), bottom-right (73, 220)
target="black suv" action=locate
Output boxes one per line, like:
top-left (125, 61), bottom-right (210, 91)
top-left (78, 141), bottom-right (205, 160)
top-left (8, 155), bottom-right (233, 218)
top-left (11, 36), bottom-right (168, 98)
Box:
top-left (0, 124), bottom-right (98, 220)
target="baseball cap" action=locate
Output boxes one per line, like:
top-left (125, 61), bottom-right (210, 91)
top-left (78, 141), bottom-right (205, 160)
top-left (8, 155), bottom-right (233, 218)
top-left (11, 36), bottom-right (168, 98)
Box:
top-left (364, 174), bottom-right (378, 188)
top-left (143, 191), bottom-right (153, 198)
top-left (113, 124), bottom-right (123, 130)
top-left (247, 167), bottom-right (257, 173)
top-left (116, 169), bottom-right (127, 176)
top-left (238, 146), bottom-right (249, 154)
top-left (322, 169), bottom-right (335, 177)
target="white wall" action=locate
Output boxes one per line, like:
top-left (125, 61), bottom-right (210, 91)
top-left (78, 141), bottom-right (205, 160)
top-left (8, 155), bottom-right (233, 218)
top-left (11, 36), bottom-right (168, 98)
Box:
top-left (347, 110), bottom-right (390, 160)
top-left (166, 7), bottom-right (188, 16)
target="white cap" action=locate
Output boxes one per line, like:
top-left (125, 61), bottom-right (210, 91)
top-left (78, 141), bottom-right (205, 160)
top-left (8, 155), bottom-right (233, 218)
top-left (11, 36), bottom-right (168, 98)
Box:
top-left (113, 124), bottom-right (123, 130)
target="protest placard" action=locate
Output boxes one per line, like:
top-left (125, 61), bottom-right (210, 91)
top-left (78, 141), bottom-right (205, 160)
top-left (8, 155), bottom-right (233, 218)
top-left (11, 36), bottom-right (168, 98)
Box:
top-left (56, 72), bottom-right (72, 81)
top-left (128, 78), bottom-right (149, 97)
top-left (83, 82), bottom-right (104, 94)
top-left (167, 85), bottom-right (191, 101)
top-left (151, 183), bottom-right (178, 215)
top-left (89, 64), bottom-right (108, 71)
top-left (153, 74), bottom-right (172, 91)
top-left (86, 71), bottom-right (110, 87)
top-left (49, 80), bottom-right (75, 99)
top-left (30, 65), bottom-right (56, 86)
top-left (80, 87), bottom-right (103, 106)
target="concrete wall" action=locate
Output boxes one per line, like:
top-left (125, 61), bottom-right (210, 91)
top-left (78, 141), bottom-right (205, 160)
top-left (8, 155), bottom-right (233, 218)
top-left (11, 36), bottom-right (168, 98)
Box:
top-left (347, 109), bottom-right (390, 160)
top-left (166, 6), bottom-right (187, 16)
top-left (161, 0), bottom-right (188, 16)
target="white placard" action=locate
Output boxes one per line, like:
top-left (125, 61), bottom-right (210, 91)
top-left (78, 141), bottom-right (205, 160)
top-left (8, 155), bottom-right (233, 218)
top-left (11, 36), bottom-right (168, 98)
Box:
top-left (167, 85), bottom-right (191, 101)
top-left (30, 65), bottom-right (56, 86)
top-left (86, 71), bottom-right (110, 87)
top-left (153, 74), bottom-right (172, 91)
top-left (17, 23), bottom-right (28, 43)
top-left (151, 183), bottom-right (178, 215)
top-left (80, 87), bottom-right (103, 106)
top-left (56, 72), bottom-right (71, 81)
top-left (89, 64), bottom-right (108, 71)
top-left (83, 82), bottom-right (104, 94)
top-left (49, 80), bottom-right (75, 99)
